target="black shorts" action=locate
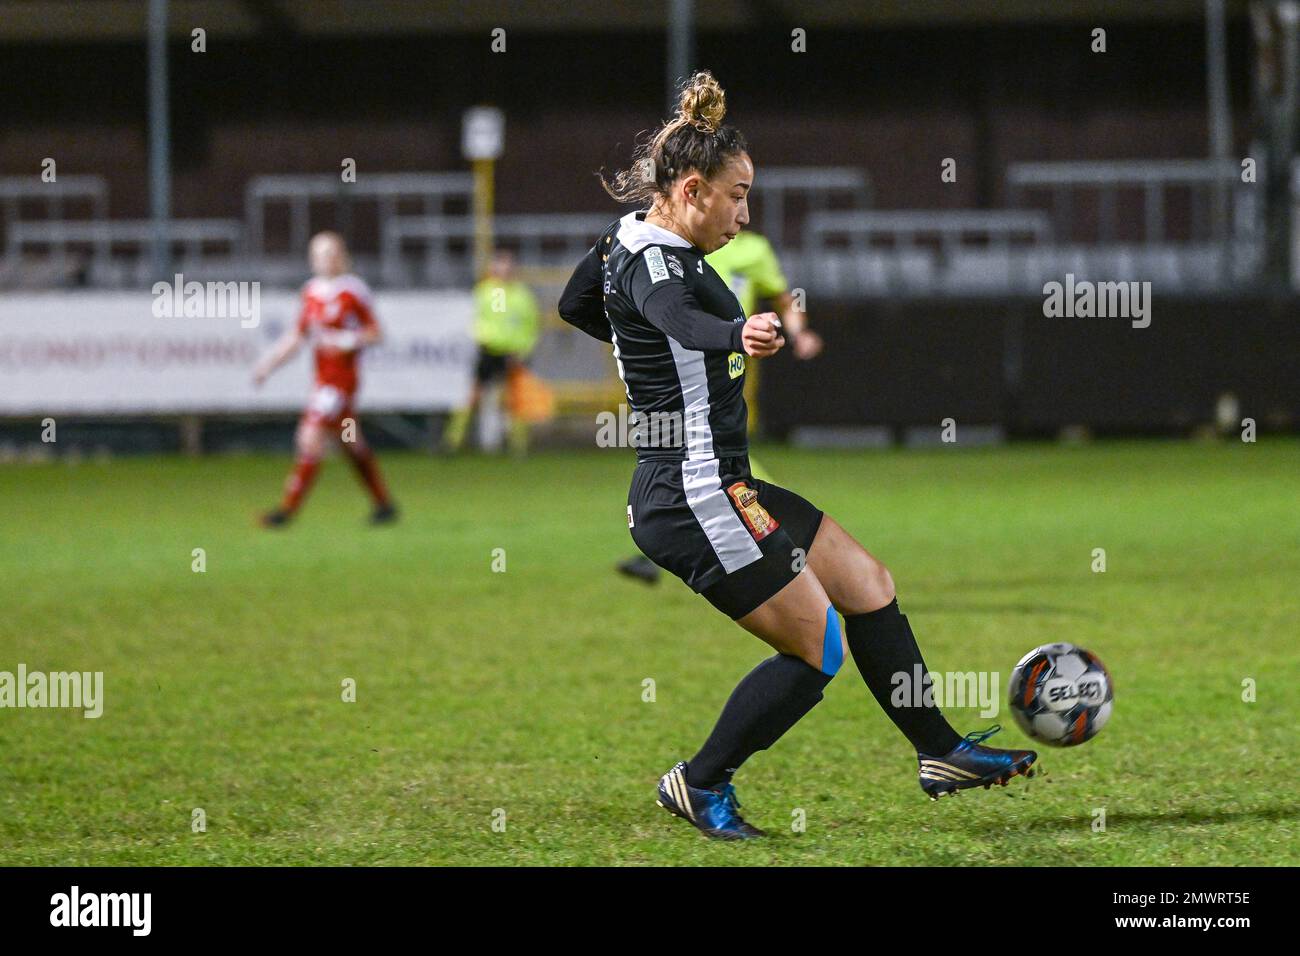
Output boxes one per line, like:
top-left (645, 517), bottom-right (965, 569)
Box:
top-left (627, 454), bottom-right (824, 619)
top-left (475, 348), bottom-right (511, 385)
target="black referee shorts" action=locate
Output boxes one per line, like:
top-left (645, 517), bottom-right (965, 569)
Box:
top-left (627, 454), bottom-right (824, 620)
top-left (474, 348), bottom-right (512, 385)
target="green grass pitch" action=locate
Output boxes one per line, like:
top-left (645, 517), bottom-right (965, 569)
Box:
top-left (2, 440), bottom-right (1296, 865)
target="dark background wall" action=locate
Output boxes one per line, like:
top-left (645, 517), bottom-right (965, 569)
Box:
top-left (6, 11), bottom-right (1290, 440)
top-left (1, 21), bottom-right (1253, 227)
top-left (760, 294), bottom-right (1300, 436)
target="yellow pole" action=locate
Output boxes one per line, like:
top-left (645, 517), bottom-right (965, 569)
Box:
top-left (472, 157), bottom-right (495, 278)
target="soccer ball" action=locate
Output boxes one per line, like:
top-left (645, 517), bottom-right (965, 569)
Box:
top-left (1008, 642), bottom-right (1113, 746)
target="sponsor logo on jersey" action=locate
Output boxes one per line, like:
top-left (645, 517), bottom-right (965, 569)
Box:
top-left (665, 254), bottom-right (684, 278)
top-left (644, 247), bottom-right (669, 283)
top-left (726, 482), bottom-right (780, 541)
top-left (696, 259), bottom-right (704, 273)
top-left (727, 351), bottom-right (745, 379)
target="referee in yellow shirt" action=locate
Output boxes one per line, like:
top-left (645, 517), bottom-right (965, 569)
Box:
top-left (444, 249), bottom-right (541, 455)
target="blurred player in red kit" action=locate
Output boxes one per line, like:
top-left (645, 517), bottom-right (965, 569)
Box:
top-left (252, 231), bottom-right (397, 527)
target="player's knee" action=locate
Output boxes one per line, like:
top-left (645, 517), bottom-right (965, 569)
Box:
top-left (297, 427), bottom-right (323, 458)
top-left (839, 555), bottom-right (895, 616)
top-left (870, 560), bottom-right (896, 607)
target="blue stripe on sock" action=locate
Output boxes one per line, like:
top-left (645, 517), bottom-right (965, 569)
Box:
top-left (821, 605), bottom-right (843, 676)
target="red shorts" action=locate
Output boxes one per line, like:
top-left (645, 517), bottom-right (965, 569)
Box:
top-left (302, 384), bottom-right (355, 428)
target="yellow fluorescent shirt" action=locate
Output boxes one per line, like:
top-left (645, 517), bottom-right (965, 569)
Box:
top-left (706, 231), bottom-right (789, 434)
top-left (705, 231), bottom-right (789, 318)
top-left (473, 279), bottom-right (541, 356)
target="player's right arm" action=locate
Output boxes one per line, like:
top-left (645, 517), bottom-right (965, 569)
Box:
top-left (253, 296), bottom-right (309, 387)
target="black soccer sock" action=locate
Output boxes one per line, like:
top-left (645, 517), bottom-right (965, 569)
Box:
top-left (845, 599), bottom-right (963, 755)
top-left (686, 653), bottom-right (832, 790)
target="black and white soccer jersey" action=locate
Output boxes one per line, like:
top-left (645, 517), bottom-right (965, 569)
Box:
top-left (558, 210), bottom-right (749, 462)
top-left (559, 211), bottom-right (824, 619)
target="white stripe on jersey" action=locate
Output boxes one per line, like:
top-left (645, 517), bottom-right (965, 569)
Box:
top-left (668, 337), bottom-right (762, 573)
top-left (609, 328), bottom-right (633, 409)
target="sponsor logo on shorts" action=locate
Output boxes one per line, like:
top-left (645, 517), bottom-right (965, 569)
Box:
top-left (726, 482), bottom-right (780, 542)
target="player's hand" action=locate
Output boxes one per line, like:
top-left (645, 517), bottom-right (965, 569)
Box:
top-left (792, 327), bottom-right (824, 360)
top-left (318, 329), bottom-right (361, 353)
top-left (741, 313), bottom-right (785, 358)
top-left (252, 366), bottom-right (268, 388)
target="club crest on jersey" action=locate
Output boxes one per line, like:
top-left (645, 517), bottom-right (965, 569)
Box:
top-left (727, 351), bottom-right (745, 379)
top-left (726, 482), bottom-right (779, 541)
top-left (644, 247), bottom-right (669, 283)
top-left (665, 254), bottom-right (684, 278)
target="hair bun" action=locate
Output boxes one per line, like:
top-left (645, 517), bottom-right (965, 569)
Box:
top-left (677, 70), bottom-right (726, 134)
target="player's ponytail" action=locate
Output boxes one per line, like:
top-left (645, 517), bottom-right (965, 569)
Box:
top-left (600, 70), bottom-right (748, 206)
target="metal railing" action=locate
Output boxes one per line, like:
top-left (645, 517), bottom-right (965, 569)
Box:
top-left (381, 212), bottom-right (612, 285)
top-left (1005, 158), bottom-right (1265, 285)
top-left (803, 209), bottom-right (1052, 250)
top-left (4, 219), bottom-right (244, 285)
top-left (797, 209), bottom-right (1053, 294)
top-left (1005, 158), bottom-right (1251, 243)
top-left (751, 166), bottom-right (872, 250)
top-left (0, 160), bottom-right (1284, 293)
top-left (0, 174), bottom-right (109, 248)
top-left (244, 172), bottom-right (473, 260)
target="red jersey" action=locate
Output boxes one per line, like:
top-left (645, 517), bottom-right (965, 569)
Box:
top-left (295, 274), bottom-right (377, 395)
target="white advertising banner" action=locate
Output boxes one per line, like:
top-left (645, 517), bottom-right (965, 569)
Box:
top-left (0, 290), bottom-right (476, 414)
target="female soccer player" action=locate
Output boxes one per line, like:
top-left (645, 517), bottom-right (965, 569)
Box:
top-left (559, 72), bottom-right (1035, 840)
top-left (615, 227), bottom-right (819, 584)
top-left (253, 231), bottom-right (396, 527)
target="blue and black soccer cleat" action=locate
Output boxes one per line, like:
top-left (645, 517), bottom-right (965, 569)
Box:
top-left (656, 761), bottom-right (765, 840)
top-left (917, 725), bottom-right (1037, 800)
